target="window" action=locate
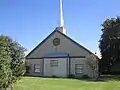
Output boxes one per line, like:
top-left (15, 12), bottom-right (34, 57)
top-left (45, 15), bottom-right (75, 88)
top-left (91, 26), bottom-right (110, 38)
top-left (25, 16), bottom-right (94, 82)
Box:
top-left (34, 64), bottom-right (40, 73)
top-left (53, 38), bottom-right (60, 46)
top-left (50, 60), bottom-right (58, 67)
top-left (75, 64), bottom-right (84, 74)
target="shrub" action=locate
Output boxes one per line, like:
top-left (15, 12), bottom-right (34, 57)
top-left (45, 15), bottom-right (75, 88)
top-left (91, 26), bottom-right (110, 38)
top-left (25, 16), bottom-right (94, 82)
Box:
top-left (81, 74), bottom-right (90, 79)
top-left (68, 74), bottom-right (75, 78)
top-left (52, 75), bottom-right (57, 78)
top-left (25, 62), bottom-right (30, 73)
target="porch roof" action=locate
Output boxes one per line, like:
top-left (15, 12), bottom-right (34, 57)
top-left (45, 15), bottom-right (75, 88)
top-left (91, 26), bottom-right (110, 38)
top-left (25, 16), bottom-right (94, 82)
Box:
top-left (43, 52), bottom-right (69, 58)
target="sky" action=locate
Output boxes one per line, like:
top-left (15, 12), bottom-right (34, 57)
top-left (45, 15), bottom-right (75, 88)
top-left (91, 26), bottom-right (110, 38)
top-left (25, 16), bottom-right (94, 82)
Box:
top-left (0, 0), bottom-right (120, 56)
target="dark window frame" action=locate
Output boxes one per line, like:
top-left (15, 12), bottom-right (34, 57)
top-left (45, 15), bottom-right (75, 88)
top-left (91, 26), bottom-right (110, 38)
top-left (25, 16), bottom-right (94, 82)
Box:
top-left (75, 64), bottom-right (84, 74)
top-left (53, 38), bottom-right (60, 46)
top-left (34, 64), bottom-right (40, 73)
top-left (50, 60), bottom-right (58, 67)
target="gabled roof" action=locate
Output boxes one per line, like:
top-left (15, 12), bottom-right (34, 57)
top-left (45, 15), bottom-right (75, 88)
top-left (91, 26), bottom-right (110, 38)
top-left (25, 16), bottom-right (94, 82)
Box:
top-left (26, 29), bottom-right (95, 58)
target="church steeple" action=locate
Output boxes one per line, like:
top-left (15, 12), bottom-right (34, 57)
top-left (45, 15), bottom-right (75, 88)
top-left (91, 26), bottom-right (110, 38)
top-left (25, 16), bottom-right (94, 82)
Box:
top-left (56, 0), bottom-right (66, 34)
top-left (59, 0), bottom-right (64, 27)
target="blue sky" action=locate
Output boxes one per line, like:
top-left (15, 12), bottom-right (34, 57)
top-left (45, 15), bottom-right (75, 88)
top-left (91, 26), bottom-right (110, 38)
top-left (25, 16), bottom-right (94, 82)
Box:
top-left (0, 0), bottom-right (120, 55)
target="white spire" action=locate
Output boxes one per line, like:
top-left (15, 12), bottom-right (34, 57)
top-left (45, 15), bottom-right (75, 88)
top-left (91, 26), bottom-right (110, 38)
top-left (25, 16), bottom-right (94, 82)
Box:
top-left (56, 0), bottom-right (66, 34)
top-left (59, 0), bottom-right (64, 27)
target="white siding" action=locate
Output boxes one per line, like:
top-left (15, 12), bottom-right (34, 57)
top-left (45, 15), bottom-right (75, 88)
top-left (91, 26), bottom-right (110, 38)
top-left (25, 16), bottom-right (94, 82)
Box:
top-left (26, 59), bottom-right (43, 76)
top-left (44, 58), bottom-right (68, 77)
top-left (70, 58), bottom-right (93, 77)
top-left (26, 31), bottom-right (98, 77)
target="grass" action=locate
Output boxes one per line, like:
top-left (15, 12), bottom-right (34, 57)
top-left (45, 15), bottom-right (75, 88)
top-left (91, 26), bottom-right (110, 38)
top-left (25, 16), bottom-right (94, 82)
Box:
top-left (13, 76), bottom-right (120, 90)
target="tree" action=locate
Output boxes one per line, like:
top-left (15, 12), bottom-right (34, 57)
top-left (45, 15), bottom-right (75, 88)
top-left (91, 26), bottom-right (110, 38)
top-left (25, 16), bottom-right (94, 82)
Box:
top-left (9, 39), bottom-right (26, 78)
top-left (0, 36), bottom-right (12, 88)
top-left (86, 54), bottom-right (98, 79)
top-left (99, 17), bottom-right (120, 73)
top-left (0, 35), bottom-right (26, 88)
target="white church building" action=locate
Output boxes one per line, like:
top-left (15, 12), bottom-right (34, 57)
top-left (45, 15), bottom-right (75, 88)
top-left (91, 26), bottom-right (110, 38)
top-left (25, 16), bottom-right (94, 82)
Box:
top-left (26, 0), bottom-right (98, 78)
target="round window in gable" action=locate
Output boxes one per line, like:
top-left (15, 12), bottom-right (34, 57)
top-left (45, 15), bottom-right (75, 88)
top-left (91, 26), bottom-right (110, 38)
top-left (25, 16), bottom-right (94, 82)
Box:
top-left (53, 38), bottom-right (60, 46)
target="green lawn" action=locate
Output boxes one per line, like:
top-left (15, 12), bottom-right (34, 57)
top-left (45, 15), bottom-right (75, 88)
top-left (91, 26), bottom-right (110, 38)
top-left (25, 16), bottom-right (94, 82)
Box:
top-left (13, 77), bottom-right (120, 90)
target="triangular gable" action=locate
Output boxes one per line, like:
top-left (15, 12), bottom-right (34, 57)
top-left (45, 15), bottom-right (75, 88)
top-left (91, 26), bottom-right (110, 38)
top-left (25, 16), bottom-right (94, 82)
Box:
top-left (26, 30), bottom-right (94, 58)
top-left (57, 31), bottom-right (94, 54)
top-left (26, 30), bottom-right (57, 58)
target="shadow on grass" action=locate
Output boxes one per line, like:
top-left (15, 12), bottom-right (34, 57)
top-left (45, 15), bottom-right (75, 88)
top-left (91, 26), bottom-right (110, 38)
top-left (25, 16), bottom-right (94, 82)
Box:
top-left (77, 75), bottom-right (120, 82)
top-left (24, 74), bottom-right (120, 82)
top-left (100, 75), bottom-right (120, 81)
